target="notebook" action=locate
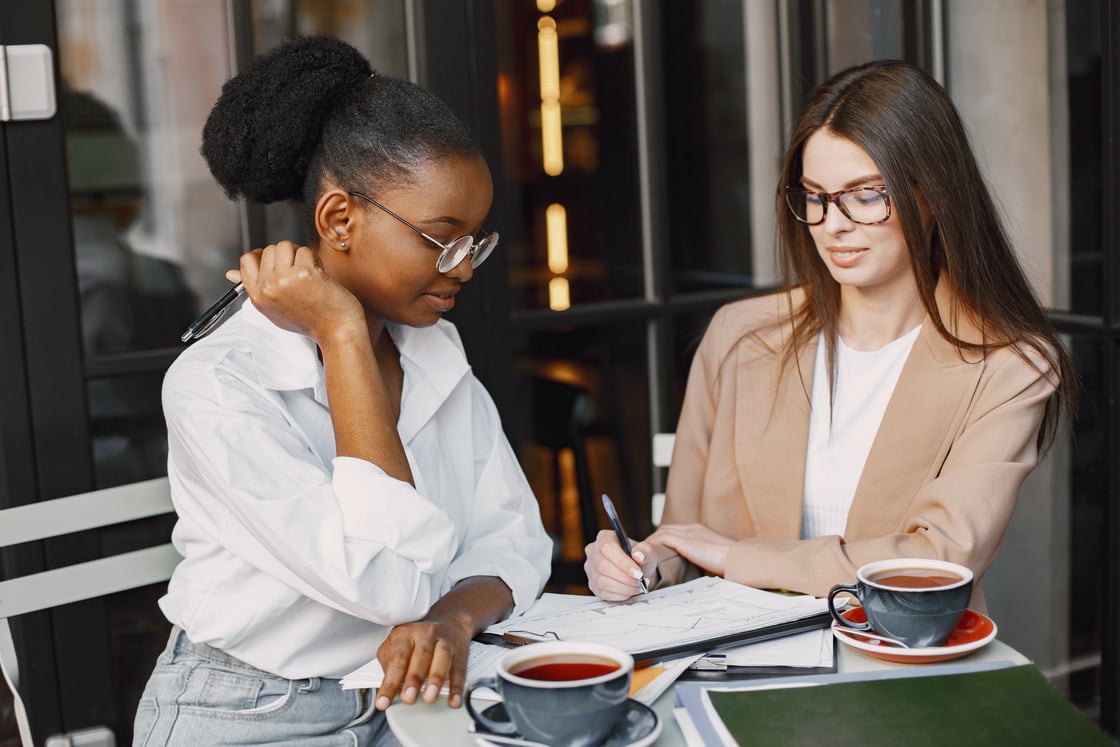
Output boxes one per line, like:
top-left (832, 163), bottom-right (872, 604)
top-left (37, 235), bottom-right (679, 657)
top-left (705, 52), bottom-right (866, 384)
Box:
top-left (675, 661), bottom-right (1115, 747)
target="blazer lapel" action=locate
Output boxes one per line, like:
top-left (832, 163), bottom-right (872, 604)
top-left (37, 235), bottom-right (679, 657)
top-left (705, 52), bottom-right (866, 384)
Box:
top-left (845, 291), bottom-right (985, 539)
top-left (736, 332), bottom-right (817, 539)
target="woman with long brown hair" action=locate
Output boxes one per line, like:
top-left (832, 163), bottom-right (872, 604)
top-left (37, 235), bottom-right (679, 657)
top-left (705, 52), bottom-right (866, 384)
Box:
top-left (585, 59), bottom-right (1074, 608)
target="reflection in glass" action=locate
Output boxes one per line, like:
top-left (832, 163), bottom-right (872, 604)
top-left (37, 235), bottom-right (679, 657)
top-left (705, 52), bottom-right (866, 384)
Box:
top-left (660, 1), bottom-right (760, 294)
top-left (512, 323), bottom-right (650, 591)
top-left (1064, 0), bottom-right (1102, 315)
top-left (496, 0), bottom-right (644, 310)
top-left (64, 89), bottom-right (198, 357)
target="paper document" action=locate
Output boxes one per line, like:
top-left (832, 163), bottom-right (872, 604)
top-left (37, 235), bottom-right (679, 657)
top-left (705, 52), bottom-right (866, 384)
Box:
top-left (483, 576), bottom-right (830, 660)
top-left (695, 627), bottom-right (834, 670)
top-left (631, 653), bottom-right (704, 705)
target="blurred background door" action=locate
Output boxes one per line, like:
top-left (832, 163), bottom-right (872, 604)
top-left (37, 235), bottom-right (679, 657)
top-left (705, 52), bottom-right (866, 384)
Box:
top-left (0, 1), bottom-right (1116, 743)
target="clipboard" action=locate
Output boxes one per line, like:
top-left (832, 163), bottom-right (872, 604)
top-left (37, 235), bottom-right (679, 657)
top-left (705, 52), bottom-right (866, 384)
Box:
top-left (478, 577), bottom-right (834, 664)
top-left (632, 610), bottom-right (832, 662)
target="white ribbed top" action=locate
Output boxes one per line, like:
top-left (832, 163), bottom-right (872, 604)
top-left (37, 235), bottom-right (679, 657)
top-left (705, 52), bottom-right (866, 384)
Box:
top-left (801, 325), bottom-right (921, 539)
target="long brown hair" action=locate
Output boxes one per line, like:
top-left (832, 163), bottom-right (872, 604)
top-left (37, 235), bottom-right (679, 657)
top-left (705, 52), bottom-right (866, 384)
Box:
top-left (775, 59), bottom-right (1075, 451)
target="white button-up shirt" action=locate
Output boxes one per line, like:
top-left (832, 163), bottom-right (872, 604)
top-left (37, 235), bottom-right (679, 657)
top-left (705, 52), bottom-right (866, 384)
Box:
top-left (159, 301), bottom-right (551, 679)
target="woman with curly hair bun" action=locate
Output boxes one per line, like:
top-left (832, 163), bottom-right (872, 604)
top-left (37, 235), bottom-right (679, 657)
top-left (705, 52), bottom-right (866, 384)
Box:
top-left (585, 60), bottom-right (1076, 612)
top-left (133, 36), bottom-right (550, 746)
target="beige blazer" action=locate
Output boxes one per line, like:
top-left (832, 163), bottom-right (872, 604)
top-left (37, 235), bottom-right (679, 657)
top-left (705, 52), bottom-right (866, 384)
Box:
top-left (658, 285), bottom-right (1057, 607)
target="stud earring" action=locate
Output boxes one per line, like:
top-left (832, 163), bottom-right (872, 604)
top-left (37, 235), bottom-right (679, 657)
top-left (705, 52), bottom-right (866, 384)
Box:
top-left (339, 240), bottom-right (348, 248)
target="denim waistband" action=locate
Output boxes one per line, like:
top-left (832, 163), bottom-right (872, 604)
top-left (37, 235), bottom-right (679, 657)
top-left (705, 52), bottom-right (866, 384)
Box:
top-left (166, 625), bottom-right (274, 676)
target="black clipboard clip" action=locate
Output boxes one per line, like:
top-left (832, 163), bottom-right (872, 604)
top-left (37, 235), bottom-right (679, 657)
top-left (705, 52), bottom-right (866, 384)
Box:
top-left (474, 629), bottom-right (560, 648)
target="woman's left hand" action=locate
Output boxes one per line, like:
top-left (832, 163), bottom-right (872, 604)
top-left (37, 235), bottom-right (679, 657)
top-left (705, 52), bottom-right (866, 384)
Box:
top-left (647, 523), bottom-right (735, 577)
top-left (374, 613), bottom-right (472, 710)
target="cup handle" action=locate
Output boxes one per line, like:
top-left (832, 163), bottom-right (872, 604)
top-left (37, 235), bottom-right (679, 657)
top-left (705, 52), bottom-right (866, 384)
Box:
top-left (828, 583), bottom-right (870, 631)
top-left (465, 677), bottom-right (516, 736)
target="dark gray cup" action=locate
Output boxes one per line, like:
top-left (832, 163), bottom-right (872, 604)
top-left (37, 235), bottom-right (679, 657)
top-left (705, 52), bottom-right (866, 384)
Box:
top-left (465, 641), bottom-right (633, 747)
top-left (827, 558), bottom-right (974, 649)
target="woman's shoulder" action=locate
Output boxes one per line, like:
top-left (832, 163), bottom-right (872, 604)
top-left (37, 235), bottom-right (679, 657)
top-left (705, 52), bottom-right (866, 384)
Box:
top-left (162, 304), bottom-right (317, 408)
top-left (979, 336), bottom-right (1060, 392)
top-left (701, 288), bottom-right (803, 357)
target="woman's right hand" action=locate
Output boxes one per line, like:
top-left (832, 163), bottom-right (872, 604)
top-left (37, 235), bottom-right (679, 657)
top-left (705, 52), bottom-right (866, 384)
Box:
top-left (584, 529), bottom-right (658, 601)
top-left (229, 241), bottom-right (366, 344)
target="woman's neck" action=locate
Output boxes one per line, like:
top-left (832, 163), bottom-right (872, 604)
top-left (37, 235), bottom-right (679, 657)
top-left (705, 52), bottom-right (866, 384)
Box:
top-left (836, 285), bottom-right (926, 351)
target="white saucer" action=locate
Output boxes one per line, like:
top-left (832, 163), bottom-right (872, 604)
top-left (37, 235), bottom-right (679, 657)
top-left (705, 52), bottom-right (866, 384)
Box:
top-left (475, 698), bottom-right (661, 747)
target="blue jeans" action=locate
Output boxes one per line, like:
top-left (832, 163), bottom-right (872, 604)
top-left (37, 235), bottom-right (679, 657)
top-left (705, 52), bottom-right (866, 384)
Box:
top-left (133, 626), bottom-right (399, 746)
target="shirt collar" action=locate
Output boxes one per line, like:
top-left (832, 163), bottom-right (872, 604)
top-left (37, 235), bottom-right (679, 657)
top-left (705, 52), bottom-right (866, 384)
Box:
top-left (390, 321), bottom-right (472, 441)
top-left (238, 303), bottom-right (472, 428)
top-left (239, 301), bottom-right (325, 395)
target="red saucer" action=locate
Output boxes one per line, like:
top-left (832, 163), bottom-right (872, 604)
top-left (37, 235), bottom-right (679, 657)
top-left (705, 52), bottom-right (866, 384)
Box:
top-left (831, 608), bottom-right (997, 664)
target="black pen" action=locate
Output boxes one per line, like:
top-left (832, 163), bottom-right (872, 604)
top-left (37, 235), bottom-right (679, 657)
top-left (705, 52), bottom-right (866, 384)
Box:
top-left (601, 493), bottom-right (648, 594)
top-left (180, 282), bottom-right (245, 342)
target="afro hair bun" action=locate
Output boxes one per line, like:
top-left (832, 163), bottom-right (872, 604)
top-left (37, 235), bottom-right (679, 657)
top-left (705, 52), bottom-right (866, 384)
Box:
top-left (201, 36), bottom-right (373, 204)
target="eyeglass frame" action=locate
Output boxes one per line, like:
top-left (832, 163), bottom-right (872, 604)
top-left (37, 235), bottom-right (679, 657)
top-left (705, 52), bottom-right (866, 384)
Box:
top-left (347, 191), bottom-right (498, 273)
top-left (784, 185), bottom-right (892, 226)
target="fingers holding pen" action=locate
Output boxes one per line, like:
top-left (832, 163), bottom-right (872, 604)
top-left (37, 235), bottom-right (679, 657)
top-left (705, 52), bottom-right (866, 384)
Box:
top-left (230, 246), bottom-right (262, 289)
top-left (585, 530), bottom-right (653, 601)
top-left (232, 241), bottom-right (364, 340)
top-left (629, 539), bottom-right (658, 585)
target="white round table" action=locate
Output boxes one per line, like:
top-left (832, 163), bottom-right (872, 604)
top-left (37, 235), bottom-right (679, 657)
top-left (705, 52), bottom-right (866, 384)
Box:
top-left (385, 638), bottom-right (1028, 746)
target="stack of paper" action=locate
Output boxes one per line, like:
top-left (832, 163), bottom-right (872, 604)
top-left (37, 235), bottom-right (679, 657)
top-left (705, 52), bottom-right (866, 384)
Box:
top-left (691, 627), bottom-right (834, 673)
top-left (340, 578), bottom-right (832, 704)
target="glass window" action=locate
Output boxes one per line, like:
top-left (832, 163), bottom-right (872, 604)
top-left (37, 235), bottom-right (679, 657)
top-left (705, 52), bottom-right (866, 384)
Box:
top-left (1063, 0), bottom-right (1103, 316)
top-left (252, 0), bottom-right (410, 245)
top-left (59, 0), bottom-right (241, 355)
top-left (660, 1), bottom-right (757, 294)
top-left (495, 0), bottom-right (645, 311)
top-left (58, 0), bottom-right (238, 495)
top-left (512, 322), bottom-right (651, 591)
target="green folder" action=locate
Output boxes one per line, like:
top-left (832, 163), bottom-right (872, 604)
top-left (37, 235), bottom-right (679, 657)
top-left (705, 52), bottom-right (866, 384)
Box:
top-left (707, 664), bottom-right (1116, 746)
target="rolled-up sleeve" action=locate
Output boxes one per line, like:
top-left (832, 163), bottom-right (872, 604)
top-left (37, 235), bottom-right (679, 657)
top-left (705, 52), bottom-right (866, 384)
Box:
top-left (167, 361), bottom-right (458, 626)
top-left (333, 456), bottom-right (456, 572)
top-left (444, 382), bottom-right (551, 614)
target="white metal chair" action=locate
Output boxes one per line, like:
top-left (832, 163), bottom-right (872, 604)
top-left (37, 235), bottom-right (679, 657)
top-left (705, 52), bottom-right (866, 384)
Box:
top-left (0, 477), bottom-right (179, 746)
top-left (651, 433), bottom-right (675, 527)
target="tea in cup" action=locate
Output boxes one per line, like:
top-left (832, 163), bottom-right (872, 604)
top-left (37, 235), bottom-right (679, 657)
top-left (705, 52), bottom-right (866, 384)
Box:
top-left (465, 641), bottom-right (633, 747)
top-left (827, 558), bottom-right (974, 648)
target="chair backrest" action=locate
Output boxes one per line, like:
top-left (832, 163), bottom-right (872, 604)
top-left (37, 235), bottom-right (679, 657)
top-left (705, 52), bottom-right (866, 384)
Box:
top-left (0, 477), bottom-right (179, 747)
top-left (651, 433), bottom-right (675, 527)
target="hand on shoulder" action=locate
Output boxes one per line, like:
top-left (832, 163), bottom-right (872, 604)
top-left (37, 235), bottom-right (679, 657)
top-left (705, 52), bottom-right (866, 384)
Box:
top-left (232, 240), bottom-right (366, 344)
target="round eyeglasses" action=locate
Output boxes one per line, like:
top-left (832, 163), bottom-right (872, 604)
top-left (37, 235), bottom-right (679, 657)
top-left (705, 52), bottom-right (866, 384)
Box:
top-left (785, 185), bottom-right (892, 226)
top-left (348, 191), bottom-right (499, 273)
